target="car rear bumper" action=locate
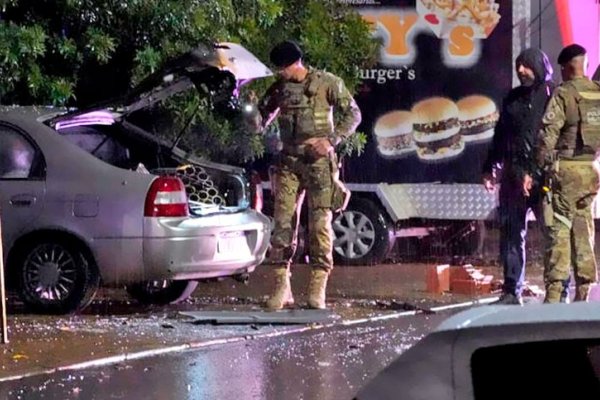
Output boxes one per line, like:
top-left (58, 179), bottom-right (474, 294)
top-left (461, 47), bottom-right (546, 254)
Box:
top-left (141, 209), bottom-right (271, 280)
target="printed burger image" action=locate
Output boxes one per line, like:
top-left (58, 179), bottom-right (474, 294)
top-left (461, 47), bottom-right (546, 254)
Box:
top-left (411, 97), bottom-right (465, 162)
top-left (456, 95), bottom-right (499, 142)
top-left (373, 110), bottom-right (416, 158)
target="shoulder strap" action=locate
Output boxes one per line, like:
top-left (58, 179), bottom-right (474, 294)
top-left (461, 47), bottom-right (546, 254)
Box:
top-left (305, 69), bottom-right (324, 96)
top-left (563, 81), bottom-right (582, 102)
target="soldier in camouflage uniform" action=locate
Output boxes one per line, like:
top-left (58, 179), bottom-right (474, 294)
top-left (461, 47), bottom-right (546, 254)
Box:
top-left (255, 41), bottom-right (361, 310)
top-left (524, 44), bottom-right (600, 303)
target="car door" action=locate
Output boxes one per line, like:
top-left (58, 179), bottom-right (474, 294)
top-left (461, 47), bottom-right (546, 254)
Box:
top-left (0, 124), bottom-right (47, 254)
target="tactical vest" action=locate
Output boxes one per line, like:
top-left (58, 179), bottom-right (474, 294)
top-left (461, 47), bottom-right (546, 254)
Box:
top-left (277, 70), bottom-right (334, 145)
top-left (559, 80), bottom-right (600, 159)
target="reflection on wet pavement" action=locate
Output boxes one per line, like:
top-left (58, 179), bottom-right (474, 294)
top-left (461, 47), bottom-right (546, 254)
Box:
top-left (0, 312), bottom-right (450, 400)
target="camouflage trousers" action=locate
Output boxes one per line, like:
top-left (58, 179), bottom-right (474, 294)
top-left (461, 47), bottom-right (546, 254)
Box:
top-left (544, 160), bottom-right (599, 302)
top-left (269, 153), bottom-right (336, 271)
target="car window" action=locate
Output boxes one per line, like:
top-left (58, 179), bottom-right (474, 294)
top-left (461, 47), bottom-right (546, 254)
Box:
top-left (59, 126), bottom-right (132, 169)
top-left (471, 339), bottom-right (600, 399)
top-left (0, 126), bottom-right (36, 179)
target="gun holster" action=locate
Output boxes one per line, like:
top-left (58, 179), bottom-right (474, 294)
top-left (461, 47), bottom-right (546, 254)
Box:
top-left (541, 163), bottom-right (557, 227)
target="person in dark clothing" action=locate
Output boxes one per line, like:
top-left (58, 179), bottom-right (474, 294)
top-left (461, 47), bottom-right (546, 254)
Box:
top-left (482, 48), bottom-right (556, 305)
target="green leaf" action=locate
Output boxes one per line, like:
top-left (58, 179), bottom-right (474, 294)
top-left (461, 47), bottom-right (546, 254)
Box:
top-left (48, 77), bottom-right (75, 106)
top-left (85, 28), bottom-right (117, 64)
top-left (57, 37), bottom-right (78, 60)
top-left (19, 25), bottom-right (47, 57)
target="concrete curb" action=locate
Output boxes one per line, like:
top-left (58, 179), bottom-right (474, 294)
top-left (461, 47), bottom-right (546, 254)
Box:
top-left (0, 296), bottom-right (499, 383)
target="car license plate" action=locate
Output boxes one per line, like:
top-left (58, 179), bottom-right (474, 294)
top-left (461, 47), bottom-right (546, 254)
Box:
top-left (217, 231), bottom-right (250, 257)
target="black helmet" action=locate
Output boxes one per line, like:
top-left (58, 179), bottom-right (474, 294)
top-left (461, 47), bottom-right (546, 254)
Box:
top-left (269, 40), bottom-right (303, 68)
top-left (557, 44), bottom-right (587, 65)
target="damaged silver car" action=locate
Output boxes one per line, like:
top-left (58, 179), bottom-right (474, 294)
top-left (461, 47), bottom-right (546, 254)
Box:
top-left (0, 43), bottom-right (272, 313)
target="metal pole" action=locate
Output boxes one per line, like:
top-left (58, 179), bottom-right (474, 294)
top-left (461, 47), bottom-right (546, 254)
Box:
top-left (0, 215), bottom-right (8, 344)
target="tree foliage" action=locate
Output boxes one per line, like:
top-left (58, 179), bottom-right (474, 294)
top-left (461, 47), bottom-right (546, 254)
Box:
top-left (0, 0), bottom-right (378, 163)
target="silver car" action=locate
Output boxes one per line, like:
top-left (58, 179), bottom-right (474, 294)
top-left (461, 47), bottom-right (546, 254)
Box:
top-left (355, 302), bottom-right (600, 400)
top-left (0, 43), bottom-right (272, 314)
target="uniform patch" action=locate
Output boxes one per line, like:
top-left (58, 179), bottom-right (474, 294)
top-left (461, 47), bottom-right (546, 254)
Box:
top-left (545, 111), bottom-right (556, 121)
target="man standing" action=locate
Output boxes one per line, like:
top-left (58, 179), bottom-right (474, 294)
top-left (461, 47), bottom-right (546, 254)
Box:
top-left (254, 40), bottom-right (361, 310)
top-left (482, 48), bottom-right (555, 305)
top-left (524, 44), bottom-right (600, 303)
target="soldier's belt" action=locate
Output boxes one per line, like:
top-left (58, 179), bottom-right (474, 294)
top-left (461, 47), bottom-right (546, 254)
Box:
top-left (558, 160), bottom-right (594, 165)
top-left (556, 148), bottom-right (595, 158)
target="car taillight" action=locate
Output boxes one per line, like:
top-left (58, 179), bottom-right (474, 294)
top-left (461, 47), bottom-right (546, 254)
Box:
top-left (144, 176), bottom-right (189, 217)
top-left (250, 170), bottom-right (263, 213)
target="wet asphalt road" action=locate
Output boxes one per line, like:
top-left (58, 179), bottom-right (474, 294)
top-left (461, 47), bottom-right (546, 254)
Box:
top-left (0, 311), bottom-right (451, 400)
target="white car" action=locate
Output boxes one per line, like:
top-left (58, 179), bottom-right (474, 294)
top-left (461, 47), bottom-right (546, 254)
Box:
top-left (0, 43), bottom-right (272, 313)
top-left (356, 302), bottom-right (600, 400)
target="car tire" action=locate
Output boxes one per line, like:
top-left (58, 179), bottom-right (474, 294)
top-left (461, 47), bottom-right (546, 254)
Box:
top-left (451, 220), bottom-right (485, 257)
top-left (16, 240), bottom-right (100, 314)
top-left (126, 280), bottom-right (199, 305)
top-left (332, 198), bottom-right (395, 266)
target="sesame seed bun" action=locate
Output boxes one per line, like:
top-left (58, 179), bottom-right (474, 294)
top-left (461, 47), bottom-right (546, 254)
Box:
top-left (457, 95), bottom-right (499, 142)
top-left (410, 97), bottom-right (464, 161)
top-left (412, 97), bottom-right (459, 125)
top-left (374, 111), bottom-right (413, 138)
top-left (373, 110), bottom-right (416, 158)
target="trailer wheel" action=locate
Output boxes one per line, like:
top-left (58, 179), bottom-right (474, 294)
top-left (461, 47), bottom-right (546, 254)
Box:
top-left (420, 220), bottom-right (484, 258)
top-left (332, 198), bottom-right (395, 265)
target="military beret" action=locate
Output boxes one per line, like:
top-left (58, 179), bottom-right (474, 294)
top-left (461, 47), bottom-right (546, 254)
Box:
top-left (270, 40), bottom-right (303, 68)
top-left (557, 44), bottom-right (587, 65)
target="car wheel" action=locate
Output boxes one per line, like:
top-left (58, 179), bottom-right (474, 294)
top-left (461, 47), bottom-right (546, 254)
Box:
top-left (332, 198), bottom-right (395, 266)
top-left (126, 280), bottom-right (198, 305)
top-left (16, 240), bottom-right (99, 314)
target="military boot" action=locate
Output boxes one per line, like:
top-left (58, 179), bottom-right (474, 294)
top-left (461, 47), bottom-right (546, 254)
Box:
top-left (307, 268), bottom-right (329, 309)
top-left (543, 282), bottom-right (564, 303)
top-left (573, 284), bottom-right (591, 302)
top-left (265, 268), bottom-right (294, 310)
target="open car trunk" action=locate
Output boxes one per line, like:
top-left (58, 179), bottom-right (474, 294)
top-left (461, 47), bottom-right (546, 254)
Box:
top-left (45, 42), bottom-right (272, 216)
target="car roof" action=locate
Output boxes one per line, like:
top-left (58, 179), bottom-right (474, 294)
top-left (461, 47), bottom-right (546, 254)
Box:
top-left (435, 302), bottom-right (600, 332)
top-left (0, 105), bottom-right (66, 121)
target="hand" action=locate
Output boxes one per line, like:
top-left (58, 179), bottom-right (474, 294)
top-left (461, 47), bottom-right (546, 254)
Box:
top-left (482, 172), bottom-right (496, 193)
top-left (523, 174), bottom-right (533, 197)
top-left (305, 137), bottom-right (333, 159)
top-left (245, 90), bottom-right (258, 104)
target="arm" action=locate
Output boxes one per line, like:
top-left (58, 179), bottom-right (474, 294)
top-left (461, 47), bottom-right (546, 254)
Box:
top-left (246, 82), bottom-right (281, 134)
top-left (534, 89), bottom-right (566, 171)
top-left (482, 97), bottom-right (509, 175)
top-left (327, 76), bottom-right (361, 145)
top-left (481, 97), bottom-right (509, 192)
top-left (523, 89), bottom-right (566, 196)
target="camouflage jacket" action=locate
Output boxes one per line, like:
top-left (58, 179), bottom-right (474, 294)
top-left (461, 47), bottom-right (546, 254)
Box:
top-left (536, 77), bottom-right (600, 169)
top-left (258, 67), bottom-right (361, 146)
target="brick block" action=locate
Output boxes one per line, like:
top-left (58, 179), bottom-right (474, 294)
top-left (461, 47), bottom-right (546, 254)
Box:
top-left (426, 264), bottom-right (450, 294)
top-left (450, 264), bottom-right (479, 281)
top-left (451, 278), bottom-right (492, 295)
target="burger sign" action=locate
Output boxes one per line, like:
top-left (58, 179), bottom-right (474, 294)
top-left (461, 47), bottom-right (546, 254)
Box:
top-left (348, 0), bottom-right (511, 184)
top-left (374, 94), bottom-right (499, 162)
